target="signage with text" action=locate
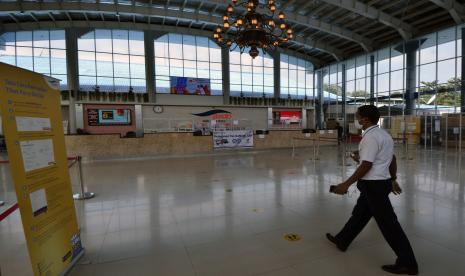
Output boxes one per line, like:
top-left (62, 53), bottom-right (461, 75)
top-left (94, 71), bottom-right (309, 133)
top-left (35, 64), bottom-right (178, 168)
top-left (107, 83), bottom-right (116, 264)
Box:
top-left (0, 62), bottom-right (83, 276)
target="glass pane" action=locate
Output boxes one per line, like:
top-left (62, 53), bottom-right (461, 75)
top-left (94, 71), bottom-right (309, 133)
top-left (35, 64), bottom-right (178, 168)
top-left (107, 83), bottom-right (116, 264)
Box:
top-left (16, 47), bottom-right (33, 70)
top-left (33, 47), bottom-right (50, 74)
top-left (33, 30), bottom-right (49, 48)
top-left (154, 35), bottom-right (169, 58)
top-left (170, 58), bottom-right (183, 76)
top-left (289, 69), bottom-right (297, 87)
top-left (281, 54), bottom-right (289, 68)
top-left (281, 68), bottom-right (289, 87)
top-left (210, 62), bottom-right (222, 79)
top-left (197, 61), bottom-right (210, 78)
top-left (390, 70), bottom-right (404, 91)
top-left (112, 30), bottom-right (129, 54)
top-left (79, 76), bottom-right (96, 90)
top-left (438, 41), bottom-right (455, 60)
top-left (50, 49), bottom-right (67, 75)
top-left (196, 36), bottom-right (209, 62)
top-left (78, 51), bottom-right (96, 76)
top-left (96, 53), bottom-right (113, 77)
top-left (114, 78), bottom-right (130, 92)
top-left (437, 59), bottom-right (456, 84)
top-left (377, 73), bottom-right (389, 93)
top-left (156, 80), bottom-right (170, 93)
top-left (420, 46), bottom-right (436, 65)
top-left (16, 31), bottom-right (32, 47)
top-left (78, 31), bottom-right (95, 51)
top-left (50, 30), bottom-right (66, 49)
top-left (209, 40), bottom-right (221, 63)
top-left (346, 59), bottom-right (355, 80)
top-left (0, 32), bottom-right (16, 46)
top-left (129, 31), bottom-right (144, 55)
top-left (95, 29), bottom-right (112, 53)
top-left (0, 45), bottom-right (16, 65)
top-left (97, 77), bottom-right (114, 91)
top-left (184, 59), bottom-right (196, 73)
top-left (155, 57), bottom-right (169, 76)
top-left (130, 55), bottom-right (145, 79)
top-left (131, 78), bottom-right (146, 93)
top-left (419, 63), bottom-right (436, 86)
top-left (183, 35), bottom-right (196, 60)
top-left (168, 33), bottom-right (183, 59)
top-left (113, 54), bottom-right (130, 78)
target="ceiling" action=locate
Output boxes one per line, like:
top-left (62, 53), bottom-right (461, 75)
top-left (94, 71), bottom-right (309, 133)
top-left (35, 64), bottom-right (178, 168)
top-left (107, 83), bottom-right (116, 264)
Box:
top-left (0, 0), bottom-right (463, 67)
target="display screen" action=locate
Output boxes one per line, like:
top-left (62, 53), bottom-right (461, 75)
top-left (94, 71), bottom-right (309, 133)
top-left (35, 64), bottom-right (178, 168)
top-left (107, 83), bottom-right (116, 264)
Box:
top-left (98, 109), bottom-right (131, 125)
top-left (279, 111), bottom-right (302, 123)
top-left (170, 76), bottom-right (211, 96)
top-left (87, 109), bottom-right (131, 126)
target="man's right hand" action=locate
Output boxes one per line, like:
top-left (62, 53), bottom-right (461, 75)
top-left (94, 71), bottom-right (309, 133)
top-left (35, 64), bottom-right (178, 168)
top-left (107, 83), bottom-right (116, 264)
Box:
top-left (392, 180), bottom-right (402, 195)
top-left (350, 151), bottom-right (360, 163)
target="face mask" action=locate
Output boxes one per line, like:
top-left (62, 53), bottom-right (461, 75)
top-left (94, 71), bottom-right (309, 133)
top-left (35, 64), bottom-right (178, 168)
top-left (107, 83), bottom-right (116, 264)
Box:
top-left (354, 120), bottom-right (363, 130)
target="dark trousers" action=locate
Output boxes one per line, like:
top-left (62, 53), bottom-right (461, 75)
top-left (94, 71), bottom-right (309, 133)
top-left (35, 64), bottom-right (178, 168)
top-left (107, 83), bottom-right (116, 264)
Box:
top-left (335, 179), bottom-right (418, 268)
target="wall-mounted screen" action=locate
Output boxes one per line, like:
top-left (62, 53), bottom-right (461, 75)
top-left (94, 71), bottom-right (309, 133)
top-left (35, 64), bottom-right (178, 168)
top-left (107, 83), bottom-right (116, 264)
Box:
top-left (87, 109), bottom-right (131, 126)
top-left (170, 77), bottom-right (211, 96)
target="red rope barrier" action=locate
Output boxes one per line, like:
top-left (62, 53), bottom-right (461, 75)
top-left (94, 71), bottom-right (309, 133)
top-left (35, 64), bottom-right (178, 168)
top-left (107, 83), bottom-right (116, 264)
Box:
top-left (0, 156), bottom-right (80, 221)
top-left (0, 203), bottom-right (19, 222)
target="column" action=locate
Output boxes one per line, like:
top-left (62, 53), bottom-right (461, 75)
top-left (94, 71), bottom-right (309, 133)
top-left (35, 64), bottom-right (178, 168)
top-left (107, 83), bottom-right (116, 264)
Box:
top-left (460, 28), bottom-right (465, 113)
top-left (316, 70), bottom-right (324, 129)
top-left (144, 30), bottom-right (156, 102)
top-left (394, 40), bottom-right (423, 115)
top-left (221, 46), bottom-right (230, 104)
top-left (273, 51), bottom-right (280, 99)
top-left (370, 55), bottom-right (375, 105)
top-left (65, 28), bottom-right (82, 134)
top-left (341, 64), bottom-right (347, 136)
top-left (405, 48), bottom-right (416, 115)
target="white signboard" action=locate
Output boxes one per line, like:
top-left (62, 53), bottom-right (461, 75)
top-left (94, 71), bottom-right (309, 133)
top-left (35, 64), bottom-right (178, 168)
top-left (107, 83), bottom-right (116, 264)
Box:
top-left (19, 139), bottom-right (55, 172)
top-left (16, 117), bottom-right (51, 132)
top-left (213, 130), bottom-right (253, 149)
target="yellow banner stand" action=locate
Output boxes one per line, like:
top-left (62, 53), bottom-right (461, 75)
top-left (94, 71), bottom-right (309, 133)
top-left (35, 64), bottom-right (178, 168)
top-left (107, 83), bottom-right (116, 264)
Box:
top-left (0, 63), bottom-right (83, 276)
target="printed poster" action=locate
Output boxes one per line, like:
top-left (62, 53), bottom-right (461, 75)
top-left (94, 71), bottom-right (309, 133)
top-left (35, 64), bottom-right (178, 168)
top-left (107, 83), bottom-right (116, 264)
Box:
top-left (213, 130), bottom-right (254, 149)
top-left (0, 62), bottom-right (83, 276)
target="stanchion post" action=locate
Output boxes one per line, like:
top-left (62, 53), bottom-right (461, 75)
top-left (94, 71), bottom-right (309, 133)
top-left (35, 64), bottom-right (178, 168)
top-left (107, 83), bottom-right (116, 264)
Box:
top-left (292, 138), bottom-right (295, 158)
top-left (73, 156), bottom-right (95, 200)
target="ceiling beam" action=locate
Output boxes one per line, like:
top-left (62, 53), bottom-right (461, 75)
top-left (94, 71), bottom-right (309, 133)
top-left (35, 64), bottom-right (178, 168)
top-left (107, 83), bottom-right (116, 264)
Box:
top-left (318, 0), bottom-right (416, 40)
top-left (0, 0), bottom-right (345, 59)
top-left (429, 0), bottom-right (465, 24)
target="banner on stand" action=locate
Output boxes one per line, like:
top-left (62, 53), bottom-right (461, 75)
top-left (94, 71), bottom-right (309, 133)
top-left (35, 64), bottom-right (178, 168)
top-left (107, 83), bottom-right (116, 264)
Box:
top-left (213, 130), bottom-right (254, 149)
top-left (0, 62), bottom-right (83, 276)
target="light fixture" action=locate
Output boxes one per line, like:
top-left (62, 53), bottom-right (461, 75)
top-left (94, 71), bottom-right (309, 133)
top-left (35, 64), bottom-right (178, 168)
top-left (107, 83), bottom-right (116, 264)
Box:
top-left (213, 0), bottom-right (293, 59)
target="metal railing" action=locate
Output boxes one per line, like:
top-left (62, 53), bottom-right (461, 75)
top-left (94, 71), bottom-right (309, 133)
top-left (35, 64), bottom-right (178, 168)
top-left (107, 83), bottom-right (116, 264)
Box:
top-left (0, 156), bottom-right (94, 222)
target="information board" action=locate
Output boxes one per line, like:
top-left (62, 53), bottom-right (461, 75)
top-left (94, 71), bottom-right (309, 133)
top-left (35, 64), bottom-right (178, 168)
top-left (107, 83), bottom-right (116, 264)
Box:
top-left (0, 62), bottom-right (83, 276)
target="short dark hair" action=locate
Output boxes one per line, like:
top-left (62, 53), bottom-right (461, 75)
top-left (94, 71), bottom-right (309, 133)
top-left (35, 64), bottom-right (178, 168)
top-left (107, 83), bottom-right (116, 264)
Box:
top-left (357, 105), bottom-right (380, 124)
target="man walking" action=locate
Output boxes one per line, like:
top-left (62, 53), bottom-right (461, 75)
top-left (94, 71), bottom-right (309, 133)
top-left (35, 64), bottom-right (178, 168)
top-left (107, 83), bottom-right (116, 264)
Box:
top-left (327, 105), bottom-right (418, 275)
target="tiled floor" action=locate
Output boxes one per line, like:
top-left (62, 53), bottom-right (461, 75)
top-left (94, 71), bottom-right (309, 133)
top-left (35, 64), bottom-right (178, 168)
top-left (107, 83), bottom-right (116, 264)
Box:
top-left (1, 146), bottom-right (465, 275)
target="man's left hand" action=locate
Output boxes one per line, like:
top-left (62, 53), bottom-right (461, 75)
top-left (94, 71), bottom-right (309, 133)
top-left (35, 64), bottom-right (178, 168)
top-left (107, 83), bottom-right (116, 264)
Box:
top-left (333, 183), bottom-right (350, 195)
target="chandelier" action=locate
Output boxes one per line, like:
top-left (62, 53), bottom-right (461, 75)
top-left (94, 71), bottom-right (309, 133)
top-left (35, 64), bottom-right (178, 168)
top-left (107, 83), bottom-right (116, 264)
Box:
top-left (213, 0), bottom-right (293, 59)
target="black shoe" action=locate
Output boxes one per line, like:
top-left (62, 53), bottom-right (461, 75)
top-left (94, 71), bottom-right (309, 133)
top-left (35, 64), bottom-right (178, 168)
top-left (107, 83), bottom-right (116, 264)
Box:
top-left (381, 264), bottom-right (418, 275)
top-left (326, 233), bottom-right (347, 252)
